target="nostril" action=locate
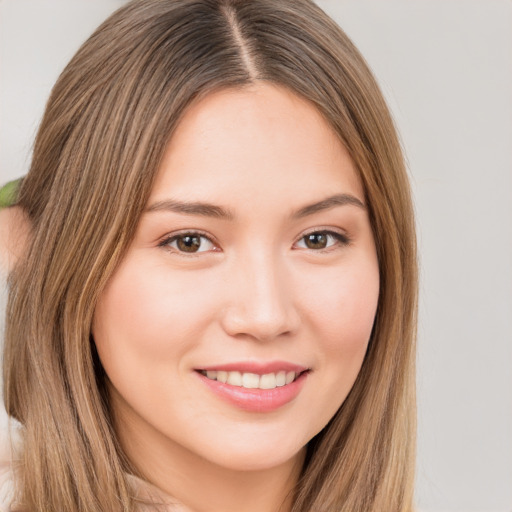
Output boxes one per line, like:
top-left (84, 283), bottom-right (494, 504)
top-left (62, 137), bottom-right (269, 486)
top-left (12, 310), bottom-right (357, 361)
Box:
top-left (220, 300), bottom-right (300, 342)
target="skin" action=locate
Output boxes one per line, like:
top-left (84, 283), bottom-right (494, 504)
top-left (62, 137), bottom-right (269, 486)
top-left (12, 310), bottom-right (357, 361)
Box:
top-left (0, 206), bottom-right (30, 276)
top-left (92, 83), bottom-right (380, 512)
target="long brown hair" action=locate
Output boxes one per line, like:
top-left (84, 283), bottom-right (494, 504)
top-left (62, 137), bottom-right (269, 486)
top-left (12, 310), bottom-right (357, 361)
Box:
top-left (3, 1), bottom-right (417, 510)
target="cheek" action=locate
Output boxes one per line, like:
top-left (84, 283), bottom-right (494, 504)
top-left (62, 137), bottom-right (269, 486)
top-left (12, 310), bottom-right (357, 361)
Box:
top-left (93, 258), bottom-right (220, 362)
top-left (305, 256), bottom-right (380, 357)
top-left (300, 255), bottom-right (379, 431)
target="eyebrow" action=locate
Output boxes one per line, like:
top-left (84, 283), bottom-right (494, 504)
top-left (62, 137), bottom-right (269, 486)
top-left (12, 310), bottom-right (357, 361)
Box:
top-left (145, 199), bottom-right (234, 219)
top-left (145, 193), bottom-right (365, 220)
top-left (292, 193), bottom-right (366, 218)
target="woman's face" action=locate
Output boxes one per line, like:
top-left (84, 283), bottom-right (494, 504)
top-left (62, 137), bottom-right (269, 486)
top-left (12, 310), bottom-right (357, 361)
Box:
top-left (93, 84), bottom-right (379, 474)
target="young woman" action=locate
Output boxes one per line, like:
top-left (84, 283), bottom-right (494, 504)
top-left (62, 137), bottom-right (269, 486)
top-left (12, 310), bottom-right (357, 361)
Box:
top-left (0, 0), bottom-right (417, 510)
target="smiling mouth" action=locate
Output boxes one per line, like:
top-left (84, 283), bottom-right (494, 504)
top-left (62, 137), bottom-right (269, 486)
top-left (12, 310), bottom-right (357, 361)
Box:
top-left (197, 370), bottom-right (305, 390)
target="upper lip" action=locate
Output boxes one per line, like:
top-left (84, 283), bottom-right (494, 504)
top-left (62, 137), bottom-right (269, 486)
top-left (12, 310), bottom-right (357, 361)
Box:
top-left (196, 361), bottom-right (310, 375)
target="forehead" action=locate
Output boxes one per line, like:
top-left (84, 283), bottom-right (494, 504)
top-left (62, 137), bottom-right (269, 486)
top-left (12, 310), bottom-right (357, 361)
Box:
top-left (150, 83), bottom-right (364, 208)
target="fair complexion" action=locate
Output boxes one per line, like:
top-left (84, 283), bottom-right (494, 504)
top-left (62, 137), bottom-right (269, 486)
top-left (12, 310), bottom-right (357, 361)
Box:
top-left (0, 207), bottom-right (30, 276)
top-left (93, 83), bottom-right (380, 512)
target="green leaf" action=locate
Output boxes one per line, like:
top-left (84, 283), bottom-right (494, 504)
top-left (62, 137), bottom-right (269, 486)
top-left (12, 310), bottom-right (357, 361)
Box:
top-left (0, 178), bottom-right (22, 209)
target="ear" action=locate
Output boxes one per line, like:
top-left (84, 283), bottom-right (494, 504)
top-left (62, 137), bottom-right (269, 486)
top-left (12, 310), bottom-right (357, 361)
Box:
top-left (0, 206), bottom-right (31, 275)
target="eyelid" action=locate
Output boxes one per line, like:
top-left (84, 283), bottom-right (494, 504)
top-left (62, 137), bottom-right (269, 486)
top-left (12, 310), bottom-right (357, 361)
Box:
top-left (157, 227), bottom-right (351, 255)
top-left (294, 228), bottom-right (351, 250)
top-left (158, 229), bottom-right (220, 254)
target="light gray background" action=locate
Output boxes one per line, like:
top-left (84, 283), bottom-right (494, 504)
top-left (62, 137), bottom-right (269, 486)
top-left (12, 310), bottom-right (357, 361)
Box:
top-left (1, 1), bottom-right (511, 511)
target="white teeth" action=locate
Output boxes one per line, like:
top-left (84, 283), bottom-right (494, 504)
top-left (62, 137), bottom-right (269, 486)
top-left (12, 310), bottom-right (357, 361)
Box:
top-left (242, 373), bottom-right (260, 388)
top-left (227, 371), bottom-right (242, 386)
top-left (285, 371), bottom-right (295, 384)
top-left (202, 370), bottom-right (299, 389)
top-left (259, 373), bottom-right (276, 389)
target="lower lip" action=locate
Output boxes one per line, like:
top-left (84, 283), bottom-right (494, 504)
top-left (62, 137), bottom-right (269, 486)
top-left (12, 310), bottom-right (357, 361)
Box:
top-left (196, 371), bottom-right (308, 413)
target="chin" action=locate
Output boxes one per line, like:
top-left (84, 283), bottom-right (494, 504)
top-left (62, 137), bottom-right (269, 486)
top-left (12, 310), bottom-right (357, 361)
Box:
top-left (192, 428), bottom-right (310, 473)
top-left (209, 447), bottom-right (305, 473)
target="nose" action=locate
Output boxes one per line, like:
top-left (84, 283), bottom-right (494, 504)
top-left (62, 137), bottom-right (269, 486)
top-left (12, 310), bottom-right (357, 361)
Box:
top-left (220, 251), bottom-right (300, 342)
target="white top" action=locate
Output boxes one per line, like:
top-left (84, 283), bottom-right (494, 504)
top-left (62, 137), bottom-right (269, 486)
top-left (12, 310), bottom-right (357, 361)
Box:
top-left (0, 462), bottom-right (14, 512)
top-left (0, 427), bottom-right (20, 511)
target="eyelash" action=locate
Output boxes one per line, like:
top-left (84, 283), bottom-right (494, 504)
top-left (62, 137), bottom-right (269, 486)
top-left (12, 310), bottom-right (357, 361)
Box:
top-left (296, 229), bottom-right (351, 252)
top-left (158, 229), bottom-right (351, 256)
top-left (158, 230), bottom-right (219, 255)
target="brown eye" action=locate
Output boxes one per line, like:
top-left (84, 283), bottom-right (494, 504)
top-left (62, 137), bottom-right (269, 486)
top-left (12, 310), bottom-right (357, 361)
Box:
top-left (304, 233), bottom-right (328, 249)
top-left (177, 235), bottom-right (202, 252)
top-left (295, 231), bottom-right (349, 251)
top-left (162, 232), bottom-right (216, 254)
